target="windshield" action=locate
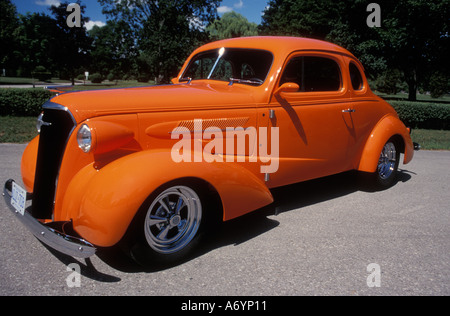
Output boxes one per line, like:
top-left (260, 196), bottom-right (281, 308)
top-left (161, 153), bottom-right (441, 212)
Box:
top-left (181, 48), bottom-right (273, 86)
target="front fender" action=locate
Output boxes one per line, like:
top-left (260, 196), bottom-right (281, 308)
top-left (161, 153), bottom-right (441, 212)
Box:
top-left (21, 136), bottom-right (39, 193)
top-left (62, 150), bottom-right (273, 247)
top-left (358, 114), bottom-right (414, 173)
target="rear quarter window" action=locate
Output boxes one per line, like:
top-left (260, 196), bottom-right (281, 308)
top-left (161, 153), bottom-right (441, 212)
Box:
top-left (349, 62), bottom-right (364, 91)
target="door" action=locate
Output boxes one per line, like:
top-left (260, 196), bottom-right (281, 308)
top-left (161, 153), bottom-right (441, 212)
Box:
top-left (263, 53), bottom-right (356, 188)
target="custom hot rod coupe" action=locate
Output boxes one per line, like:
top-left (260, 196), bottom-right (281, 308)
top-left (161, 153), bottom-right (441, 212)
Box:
top-left (4, 37), bottom-right (418, 266)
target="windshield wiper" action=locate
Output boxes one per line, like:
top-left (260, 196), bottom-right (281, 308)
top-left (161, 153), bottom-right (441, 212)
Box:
top-left (179, 77), bottom-right (192, 84)
top-left (228, 78), bottom-right (264, 86)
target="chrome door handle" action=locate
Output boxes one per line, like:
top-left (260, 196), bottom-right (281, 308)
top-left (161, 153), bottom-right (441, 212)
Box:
top-left (342, 108), bottom-right (355, 113)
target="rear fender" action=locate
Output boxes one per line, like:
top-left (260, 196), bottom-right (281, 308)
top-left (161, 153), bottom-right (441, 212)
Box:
top-left (62, 150), bottom-right (273, 247)
top-left (358, 114), bottom-right (414, 173)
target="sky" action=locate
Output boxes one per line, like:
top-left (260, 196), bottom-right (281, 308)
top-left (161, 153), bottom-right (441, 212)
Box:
top-left (11, 0), bottom-right (269, 30)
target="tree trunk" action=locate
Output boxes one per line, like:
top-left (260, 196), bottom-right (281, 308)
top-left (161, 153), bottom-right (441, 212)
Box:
top-left (407, 81), bottom-right (417, 101)
top-left (404, 68), bottom-right (417, 101)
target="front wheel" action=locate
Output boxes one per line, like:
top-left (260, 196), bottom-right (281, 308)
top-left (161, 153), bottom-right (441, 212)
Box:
top-left (130, 185), bottom-right (204, 267)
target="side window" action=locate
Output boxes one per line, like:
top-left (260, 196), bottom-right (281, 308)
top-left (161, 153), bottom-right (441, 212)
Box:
top-left (280, 56), bottom-right (342, 92)
top-left (349, 62), bottom-right (364, 91)
top-left (280, 57), bottom-right (302, 88)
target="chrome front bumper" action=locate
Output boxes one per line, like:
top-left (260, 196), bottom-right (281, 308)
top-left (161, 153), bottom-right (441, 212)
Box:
top-left (3, 179), bottom-right (96, 258)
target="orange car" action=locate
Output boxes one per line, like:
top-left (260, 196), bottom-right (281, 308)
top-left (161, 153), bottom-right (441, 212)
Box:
top-left (3, 37), bottom-right (418, 266)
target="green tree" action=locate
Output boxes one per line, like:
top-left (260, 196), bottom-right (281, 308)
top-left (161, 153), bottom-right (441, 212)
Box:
top-left (48, 1), bottom-right (92, 84)
top-left (260, 0), bottom-right (385, 77)
top-left (260, 0), bottom-right (337, 39)
top-left (0, 0), bottom-right (20, 76)
top-left (89, 20), bottom-right (137, 79)
top-left (14, 13), bottom-right (60, 78)
top-left (207, 11), bottom-right (258, 40)
top-left (260, 0), bottom-right (450, 101)
top-left (374, 0), bottom-right (450, 100)
top-left (99, 0), bottom-right (221, 83)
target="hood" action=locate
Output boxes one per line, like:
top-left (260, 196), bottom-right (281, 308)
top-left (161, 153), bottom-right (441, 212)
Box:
top-left (50, 82), bottom-right (258, 123)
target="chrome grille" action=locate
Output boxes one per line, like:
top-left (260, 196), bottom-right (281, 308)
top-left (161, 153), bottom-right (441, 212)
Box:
top-left (32, 102), bottom-right (76, 219)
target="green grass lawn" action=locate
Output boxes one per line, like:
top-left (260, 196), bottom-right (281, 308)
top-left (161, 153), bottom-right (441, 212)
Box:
top-left (0, 116), bottom-right (38, 143)
top-left (375, 92), bottom-right (450, 103)
top-left (51, 80), bottom-right (155, 92)
top-left (0, 77), bottom-right (154, 89)
top-left (0, 76), bottom-right (73, 85)
top-left (1, 116), bottom-right (449, 150)
top-left (411, 129), bottom-right (450, 150)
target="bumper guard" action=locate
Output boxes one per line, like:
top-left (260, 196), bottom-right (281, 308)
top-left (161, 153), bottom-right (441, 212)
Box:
top-left (3, 179), bottom-right (96, 258)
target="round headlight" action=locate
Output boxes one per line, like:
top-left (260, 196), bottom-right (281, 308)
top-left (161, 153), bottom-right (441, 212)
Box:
top-left (77, 124), bottom-right (92, 153)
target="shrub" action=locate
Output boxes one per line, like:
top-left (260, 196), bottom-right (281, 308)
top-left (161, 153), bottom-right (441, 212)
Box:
top-left (0, 88), bottom-right (54, 116)
top-left (33, 66), bottom-right (52, 82)
top-left (107, 73), bottom-right (115, 82)
top-left (90, 73), bottom-right (103, 83)
top-left (390, 100), bottom-right (450, 130)
top-left (137, 73), bottom-right (150, 83)
top-left (429, 72), bottom-right (450, 99)
top-left (373, 69), bottom-right (406, 95)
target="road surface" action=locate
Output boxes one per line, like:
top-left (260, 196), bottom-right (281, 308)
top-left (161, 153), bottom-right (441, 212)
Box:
top-left (0, 144), bottom-right (449, 297)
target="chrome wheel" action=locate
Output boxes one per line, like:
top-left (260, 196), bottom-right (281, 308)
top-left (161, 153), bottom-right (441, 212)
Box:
top-left (144, 186), bottom-right (202, 255)
top-left (377, 141), bottom-right (397, 180)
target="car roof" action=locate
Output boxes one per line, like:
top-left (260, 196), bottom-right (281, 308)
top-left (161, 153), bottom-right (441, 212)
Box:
top-left (196, 36), bottom-right (358, 60)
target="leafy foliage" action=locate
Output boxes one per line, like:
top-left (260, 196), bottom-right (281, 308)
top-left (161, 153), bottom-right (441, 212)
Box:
top-left (0, 88), bottom-right (53, 116)
top-left (390, 101), bottom-right (450, 130)
top-left (98, 0), bottom-right (221, 83)
top-left (207, 12), bottom-right (258, 40)
top-left (260, 0), bottom-right (450, 101)
top-left (1, 0), bottom-right (448, 99)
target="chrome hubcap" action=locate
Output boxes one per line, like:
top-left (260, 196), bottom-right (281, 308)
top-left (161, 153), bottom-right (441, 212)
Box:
top-left (377, 142), bottom-right (397, 180)
top-left (144, 186), bottom-right (202, 254)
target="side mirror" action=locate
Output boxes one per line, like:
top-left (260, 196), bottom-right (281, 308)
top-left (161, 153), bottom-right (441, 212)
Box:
top-left (274, 82), bottom-right (299, 96)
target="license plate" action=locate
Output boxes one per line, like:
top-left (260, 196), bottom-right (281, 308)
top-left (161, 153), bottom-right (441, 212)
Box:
top-left (11, 182), bottom-right (26, 216)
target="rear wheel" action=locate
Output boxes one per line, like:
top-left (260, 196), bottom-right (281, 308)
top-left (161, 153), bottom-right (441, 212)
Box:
top-left (373, 139), bottom-right (400, 188)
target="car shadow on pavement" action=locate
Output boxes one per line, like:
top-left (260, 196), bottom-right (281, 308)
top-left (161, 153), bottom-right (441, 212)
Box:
top-left (41, 242), bottom-right (123, 282)
top-left (44, 169), bottom-right (413, 278)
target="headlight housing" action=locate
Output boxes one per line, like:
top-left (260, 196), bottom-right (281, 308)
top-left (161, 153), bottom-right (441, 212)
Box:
top-left (76, 120), bottom-right (135, 154)
top-left (77, 124), bottom-right (92, 153)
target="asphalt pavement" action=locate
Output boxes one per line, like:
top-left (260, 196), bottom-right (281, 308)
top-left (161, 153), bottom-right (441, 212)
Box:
top-left (0, 144), bottom-right (449, 296)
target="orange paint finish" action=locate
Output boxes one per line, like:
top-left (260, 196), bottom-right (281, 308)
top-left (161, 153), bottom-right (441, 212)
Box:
top-left (358, 114), bottom-right (414, 173)
top-left (19, 37), bottom-right (415, 249)
top-left (21, 136), bottom-right (39, 193)
top-left (65, 150), bottom-right (273, 247)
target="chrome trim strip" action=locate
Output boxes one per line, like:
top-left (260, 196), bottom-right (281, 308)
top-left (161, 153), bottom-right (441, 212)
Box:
top-left (3, 180), bottom-right (96, 258)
